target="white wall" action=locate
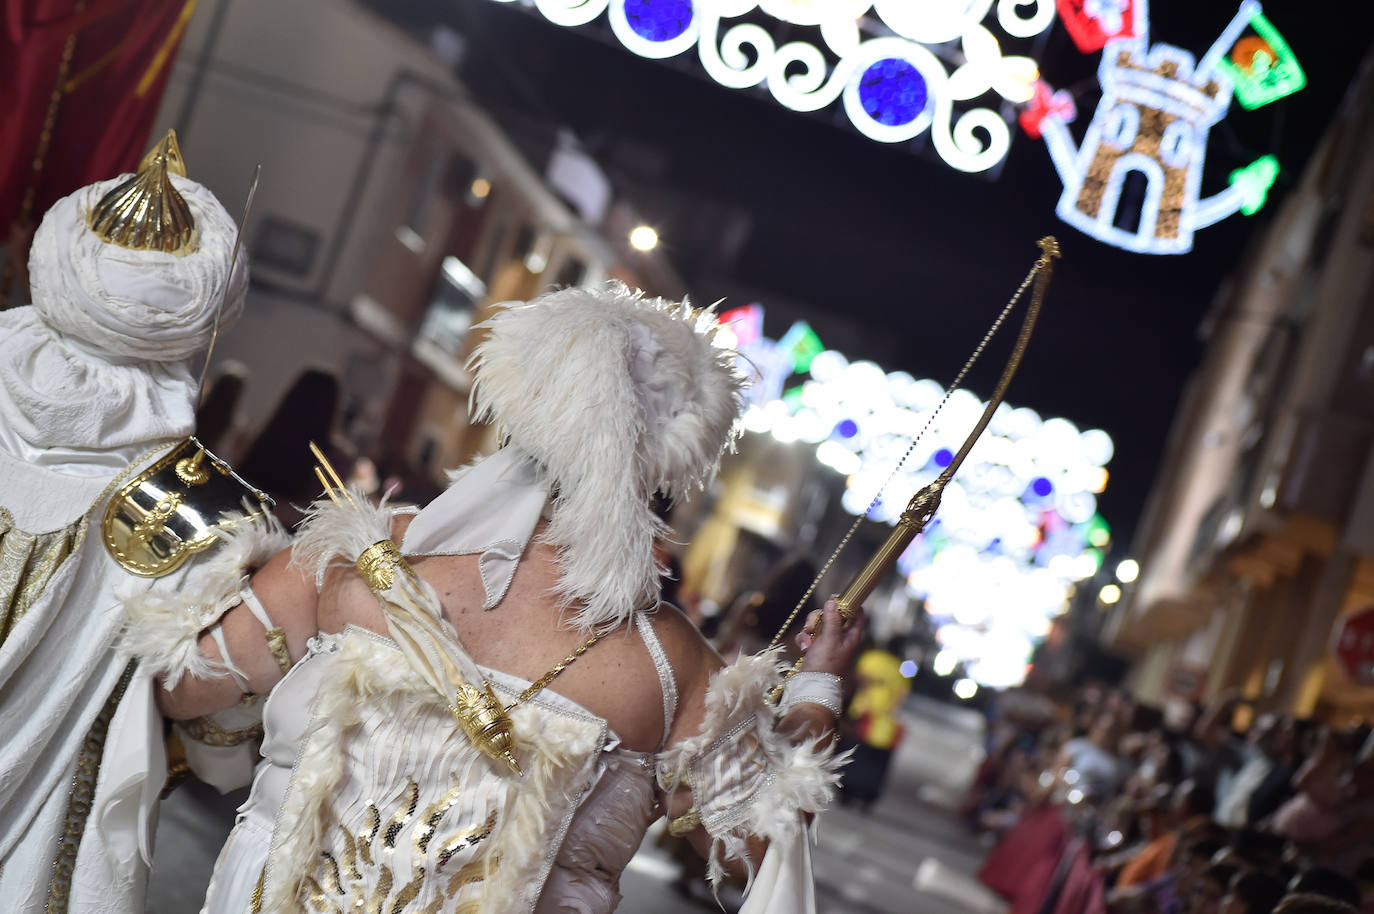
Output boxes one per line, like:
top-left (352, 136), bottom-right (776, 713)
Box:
top-left (150, 0), bottom-right (459, 305)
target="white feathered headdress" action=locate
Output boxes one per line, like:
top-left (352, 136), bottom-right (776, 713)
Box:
top-left (467, 282), bottom-right (745, 634)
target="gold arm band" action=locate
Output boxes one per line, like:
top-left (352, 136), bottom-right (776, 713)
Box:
top-left (265, 627), bottom-right (293, 676)
top-left (667, 808), bottom-right (702, 837)
top-left (180, 716), bottom-right (264, 747)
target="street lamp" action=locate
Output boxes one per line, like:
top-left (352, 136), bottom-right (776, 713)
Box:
top-left (1115, 558), bottom-right (1139, 583)
top-left (629, 224), bottom-right (658, 252)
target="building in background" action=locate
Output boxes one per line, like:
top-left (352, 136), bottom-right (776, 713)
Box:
top-left (1105, 55), bottom-right (1374, 725)
top-left (153, 0), bottom-right (682, 490)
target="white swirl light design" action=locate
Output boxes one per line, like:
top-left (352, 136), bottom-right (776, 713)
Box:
top-left (521, 0), bottom-right (611, 28)
top-left (996, 0), bottom-right (1056, 39)
top-left (503, 0), bottom-right (1056, 173)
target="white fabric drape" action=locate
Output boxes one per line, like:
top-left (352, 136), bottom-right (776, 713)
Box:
top-left (0, 167), bottom-right (246, 912)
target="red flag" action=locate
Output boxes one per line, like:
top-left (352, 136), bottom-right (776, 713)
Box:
top-left (0, 0), bottom-right (195, 237)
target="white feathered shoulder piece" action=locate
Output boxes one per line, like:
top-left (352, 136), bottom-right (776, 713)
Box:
top-left (467, 282), bottom-right (745, 635)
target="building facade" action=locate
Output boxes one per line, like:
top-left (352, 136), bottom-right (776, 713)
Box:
top-left (1106, 56), bottom-right (1374, 725)
top-left (151, 0), bottom-right (682, 492)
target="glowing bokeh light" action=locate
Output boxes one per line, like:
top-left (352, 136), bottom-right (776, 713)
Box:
top-left (1115, 558), bottom-right (1139, 583)
top-left (731, 307), bottom-right (1114, 690)
top-left (628, 224), bottom-right (659, 251)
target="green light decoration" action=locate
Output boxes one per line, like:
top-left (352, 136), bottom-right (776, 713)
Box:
top-left (777, 321), bottom-right (825, 374)
top-left (1230, 155), bottom-right (1281, 215)
top-left (1086, 514), bottom-right (1112, 549)
top-left (1216, 10), bottom-right (1306, 110)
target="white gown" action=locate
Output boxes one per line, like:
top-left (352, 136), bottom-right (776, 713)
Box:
top-left (202, 624), bottom-right (668, 914)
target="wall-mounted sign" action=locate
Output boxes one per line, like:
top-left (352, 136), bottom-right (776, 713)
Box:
top-left (1335, 607), bottom-right (1374, 686)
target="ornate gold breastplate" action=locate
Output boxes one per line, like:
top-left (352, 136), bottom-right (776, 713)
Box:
top-left (102, 436), bottom-right (273, 577)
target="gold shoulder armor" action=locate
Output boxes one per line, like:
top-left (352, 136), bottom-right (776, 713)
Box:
top-left (103, 437), bottom-right (274, 577)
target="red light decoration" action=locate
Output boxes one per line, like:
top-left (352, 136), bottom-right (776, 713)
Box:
top-left (1055, 0), bottom-right (1144, 54)
top-left (1019, 80), bottom-right (1077, 139)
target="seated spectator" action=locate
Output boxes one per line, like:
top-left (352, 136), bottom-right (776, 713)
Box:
top-left (1247, 719), bottom-right (1307, 826)
top-left (1273, 895), bottom-right (1359, 914)
top-left (1109, 823), bottom-right (1227, 914)
top-left (1116, 781), bottom-right (1217, 889)
top-left (1270, 730), bottom-right (1352, 845)
top-left (1286, 735), bottom-right (1374, 874)
top-left (1123, 728), bottom-right (1187, 803)
top-left (1219, 714), bottom-right (1295, 828)
top-left (1194, 861), bottom-right (1243, 914)
top-left (1061, 713), bottom-right (1127, 802)
top-left (1221, 871), bottom-right (1286, 914)
top-left (1189, 689), bottom-right (1249, 809)
top-left (1286, 869), bottom-right (1363, 909)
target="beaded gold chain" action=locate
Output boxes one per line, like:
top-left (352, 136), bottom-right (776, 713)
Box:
top-left (508, 632), bottom-right (602, 710)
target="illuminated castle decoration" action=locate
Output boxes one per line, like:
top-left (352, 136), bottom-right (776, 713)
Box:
top-left (1039, 0), bottom-right (1280, 255)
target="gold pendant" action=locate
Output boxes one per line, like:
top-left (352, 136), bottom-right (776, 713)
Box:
top-left (352, 537), bottom-right (523, 776)
top-left (450, 682), bottom-right (522, 776)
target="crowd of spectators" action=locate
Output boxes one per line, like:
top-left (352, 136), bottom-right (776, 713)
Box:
top-left (968, 684), bottom-right (1374, 914)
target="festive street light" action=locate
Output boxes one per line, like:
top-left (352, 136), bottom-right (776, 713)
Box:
top-left (628, 224), bottom-right (659, 251)
top-left (1115, 559), bottom-right (1139, 583)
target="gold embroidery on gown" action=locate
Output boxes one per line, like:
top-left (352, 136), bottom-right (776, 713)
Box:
top-left (0, 507), bottom-right (84, 648)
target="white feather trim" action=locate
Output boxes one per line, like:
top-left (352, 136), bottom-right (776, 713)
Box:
top-left (117, 513), bottom-right (289, 688)
top-left (467, 282), bottom-right (745, 635)
top-left (289, 487), bottom-right (396, 589)
top-left (657, 649), bottom-right (849, 891)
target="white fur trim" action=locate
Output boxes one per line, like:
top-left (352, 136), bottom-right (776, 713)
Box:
top-left (117, 514), bottom-right (289, 688)
top-left (657, 649), bottom-right (848, 891)
top-left (467, 282), bottom-right (745, 635)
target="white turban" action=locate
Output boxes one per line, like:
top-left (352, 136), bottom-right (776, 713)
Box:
top-left (27, 173), bottom-right (247, 363)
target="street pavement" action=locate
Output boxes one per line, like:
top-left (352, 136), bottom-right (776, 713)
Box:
top-left (147, 694), bottom-right (1008, 913)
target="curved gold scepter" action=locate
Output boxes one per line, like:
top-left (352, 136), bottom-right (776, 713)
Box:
top-left (771, 236), bottom-right (1061, 697)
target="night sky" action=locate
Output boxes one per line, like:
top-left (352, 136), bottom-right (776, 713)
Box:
top-left (378, 0), bottom-right (1373, 549)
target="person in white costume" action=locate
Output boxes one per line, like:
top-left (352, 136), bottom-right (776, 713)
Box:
top-left (148, 283), bottom-right (865, 914)
top-left (0, 132), bottom-right (283, 914)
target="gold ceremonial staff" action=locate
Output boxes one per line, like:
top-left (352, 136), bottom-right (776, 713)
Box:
top-left (770, 236), bottom-right (1061, 695)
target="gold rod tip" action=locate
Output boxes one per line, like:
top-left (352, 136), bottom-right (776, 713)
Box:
top-left (1037, 236), bottom-right (1061, 260)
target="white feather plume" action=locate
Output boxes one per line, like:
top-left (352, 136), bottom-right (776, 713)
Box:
top-left (467, 282), bottom-right (745, 635)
